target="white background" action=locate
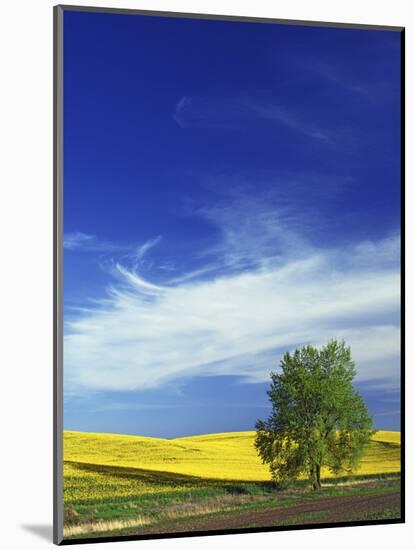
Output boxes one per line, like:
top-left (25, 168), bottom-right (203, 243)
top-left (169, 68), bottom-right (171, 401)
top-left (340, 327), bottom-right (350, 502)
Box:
top-left (0, 0), bottom-right (412, 548)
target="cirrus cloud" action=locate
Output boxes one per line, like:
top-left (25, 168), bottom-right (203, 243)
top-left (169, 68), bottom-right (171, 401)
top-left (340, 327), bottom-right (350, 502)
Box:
top-left (64, 202), bottom-right (400, 393)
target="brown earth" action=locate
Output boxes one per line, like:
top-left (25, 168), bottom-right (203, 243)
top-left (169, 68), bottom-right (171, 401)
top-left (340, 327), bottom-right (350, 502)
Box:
top-left (129, 491), bottom-right (401, 535)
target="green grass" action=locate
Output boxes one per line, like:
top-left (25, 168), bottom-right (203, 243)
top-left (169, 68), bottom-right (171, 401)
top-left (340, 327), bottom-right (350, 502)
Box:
top-left (348, 507), bottom-right (401, 521)
top-left (271, 510), bottom-right (329, 527)
top-left (64, 476), bottom-right (401, 539)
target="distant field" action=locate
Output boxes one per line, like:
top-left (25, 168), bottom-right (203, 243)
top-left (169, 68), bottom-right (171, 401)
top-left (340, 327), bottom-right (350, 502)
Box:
top-left (63, 430), bottom-right (401, 539)
top-left (64, 429), bottom-right (400, 488)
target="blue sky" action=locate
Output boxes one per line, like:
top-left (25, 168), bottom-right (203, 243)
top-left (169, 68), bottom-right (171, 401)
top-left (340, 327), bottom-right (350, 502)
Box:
top-left (63, 11), bottom-right (401, 437)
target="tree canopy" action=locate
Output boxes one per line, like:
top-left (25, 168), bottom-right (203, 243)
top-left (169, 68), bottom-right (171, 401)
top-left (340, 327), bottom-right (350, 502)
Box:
top-left (255, 339), bottom-right (374, 490)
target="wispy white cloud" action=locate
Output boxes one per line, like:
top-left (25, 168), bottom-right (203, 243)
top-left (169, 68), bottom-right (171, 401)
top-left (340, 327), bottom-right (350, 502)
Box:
top-left (133, 236), bottom-right (162, 261)
top-left (309, 62), bottom-right (372, 98)
top-left (249, 102), bottom-right (332, 142)
top-left (93, 401), bottom-right (270, 412)
top-left (64, 194), bottom-right (400, 394)
top-left (173, 96), bottom-right (193, 128)
top-left (64, 233), bottom-right (163, 267)
top-left (173, 95), bottom-right (332, 142)
top-left (195, 191), bottom-right (313, 270)
top-left (301, 58), bottom-right (399, 106)
top-left (64, 232), bottom-right (128, 253)
top-left (113, 263), bottom-right (167, 295)
top-left (64, 232), bottom-right (96, 250)
top-left (173, 96), bottom-right (247, 130)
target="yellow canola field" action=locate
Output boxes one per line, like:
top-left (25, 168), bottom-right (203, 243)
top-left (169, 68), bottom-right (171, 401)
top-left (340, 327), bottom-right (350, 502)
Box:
top-left (65, 430), bottom-right (400, 481)
top-left (64, 461), bottom-right (188, 503)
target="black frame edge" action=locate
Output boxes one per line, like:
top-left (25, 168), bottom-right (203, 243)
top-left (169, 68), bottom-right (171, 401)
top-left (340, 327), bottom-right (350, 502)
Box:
top-left (400, 27), bottom-right (405, 524)
top-left (55, 3), bottom-right (404, 32)
top-left (53, 4), bottom-right (64, 546)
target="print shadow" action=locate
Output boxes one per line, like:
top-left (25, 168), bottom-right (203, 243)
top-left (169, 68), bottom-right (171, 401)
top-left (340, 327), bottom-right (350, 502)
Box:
top-left (21, 524), bottom-right (53, 542)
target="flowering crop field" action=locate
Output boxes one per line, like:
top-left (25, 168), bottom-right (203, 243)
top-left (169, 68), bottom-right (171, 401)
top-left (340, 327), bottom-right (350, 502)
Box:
top-left (64, 430), bottom-right (400, 506)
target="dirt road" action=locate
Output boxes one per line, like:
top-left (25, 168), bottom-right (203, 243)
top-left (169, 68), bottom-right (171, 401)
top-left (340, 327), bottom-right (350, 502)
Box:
top-left (131, 491), bottom-right (401, 535)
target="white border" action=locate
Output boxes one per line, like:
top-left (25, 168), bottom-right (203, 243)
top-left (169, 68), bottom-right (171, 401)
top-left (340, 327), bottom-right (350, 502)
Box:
top-left (0, 1), bottom-right (412, 549)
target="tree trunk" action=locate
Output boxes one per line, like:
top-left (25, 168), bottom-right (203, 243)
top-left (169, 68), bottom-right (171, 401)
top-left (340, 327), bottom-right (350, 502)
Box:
top-left (316, 464), bottom-right (322, 490)
top-left (311, 464), bottom-right (322, 491)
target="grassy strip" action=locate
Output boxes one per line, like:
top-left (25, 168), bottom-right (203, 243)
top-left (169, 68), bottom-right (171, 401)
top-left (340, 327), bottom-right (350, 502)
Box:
top-left (269, 505), bottom-right (402, 528)
top-left (347, 506), bottom-right (401, 522)
top-left (64, 477), bottom-right (400, 539)
top-left (67, 472), bottom-right (400, 521)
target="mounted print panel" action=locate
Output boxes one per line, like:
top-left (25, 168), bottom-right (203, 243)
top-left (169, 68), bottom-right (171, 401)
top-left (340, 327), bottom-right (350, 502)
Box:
top-left (53, 5), bottom-right (404, 545)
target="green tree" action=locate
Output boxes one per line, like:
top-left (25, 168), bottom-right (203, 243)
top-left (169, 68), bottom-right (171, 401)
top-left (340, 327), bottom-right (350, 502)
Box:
top-left (255, 339), bottom-right (374, 490)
